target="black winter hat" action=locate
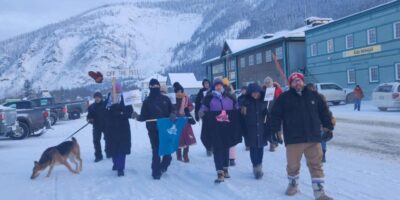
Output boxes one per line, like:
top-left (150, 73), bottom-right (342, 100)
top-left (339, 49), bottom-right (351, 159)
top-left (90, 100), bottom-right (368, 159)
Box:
top-left (202, 79), bottom-right (210, 86)
top-left (93, 92), bottom-right (102, 98)
top-left (247, 83), bottom-right (262, 94)
top-left (173, 82), bottom-right (184, 93)
top-left (149, 79), bottom-right (160, 87)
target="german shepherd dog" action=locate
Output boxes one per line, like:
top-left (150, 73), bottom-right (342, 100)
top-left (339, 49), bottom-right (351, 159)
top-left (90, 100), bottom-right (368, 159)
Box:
top-left (31, 137), bottom-right (82, 179)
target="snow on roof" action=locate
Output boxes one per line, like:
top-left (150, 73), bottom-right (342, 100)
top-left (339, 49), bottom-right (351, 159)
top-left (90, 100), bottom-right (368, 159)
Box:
top-left (225, 39), bottom-right (267, 54)
top-left (168, 73), bottom-right (202, 88)
top-left (143, 74), bottom-right (167, 83)
top-left (201, 56), bottom-right (220, 64)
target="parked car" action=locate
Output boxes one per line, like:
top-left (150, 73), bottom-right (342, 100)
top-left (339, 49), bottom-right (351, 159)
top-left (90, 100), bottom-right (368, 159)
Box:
top-left (30, 97), bottom-right (68, 125)
top-left (372, 82), bottom-right (400, 111)
top-left (315, 83), bottom-right (350, 105)
top-left (66, 100), bottom-right (89, 120)
top-left (3, 100), bottom-right (51, 139)
top-left (0, 105), bottom-right (25, 139)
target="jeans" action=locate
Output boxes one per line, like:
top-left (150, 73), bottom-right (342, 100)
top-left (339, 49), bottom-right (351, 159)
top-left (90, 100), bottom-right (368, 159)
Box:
top-left (354, 99), bottom-right (361, 111)
top-left (250, 147), bottom-right (264, 167)
top-left (213, 148), bottom-right (229, 171)
top-left (93, 128), bottom-right (107, 159)
top-left (148, 130), bottom-right (172, 177)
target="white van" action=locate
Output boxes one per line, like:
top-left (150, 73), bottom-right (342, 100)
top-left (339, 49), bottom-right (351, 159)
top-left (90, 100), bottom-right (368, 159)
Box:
top-left (372, 82), bottom-right (400, 111)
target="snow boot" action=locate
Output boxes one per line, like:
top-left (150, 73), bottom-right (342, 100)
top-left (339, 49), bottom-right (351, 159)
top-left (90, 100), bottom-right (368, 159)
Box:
top-left (285, 176), bottom-right (299, 196)
top-left (223, 167), bottom-right (231, 178)
top-left (112, 165), bottom-right (117, 171)
top-left (94, 157), bottom-right (103, 163)
top-left (183, 147), bottom-right (190, 163)
top-left (214, 170), bottom-right (225, 184)
top-left (253, 165), bottom-right (264, 180)
top-left (117, 170), bottom-right (124, 177)
top-left (176, 148), bottom-right (183, 161)
top-left (313, 181), bottom-right (333, 200)
top-left (229, 159), bottom-right (236, 166)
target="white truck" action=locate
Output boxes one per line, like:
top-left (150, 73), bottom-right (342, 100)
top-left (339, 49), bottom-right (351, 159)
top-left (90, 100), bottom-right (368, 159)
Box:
top-left (314, 83), bottom-right (353, 105)
top-left (372, 82), bottom-right (400, 111)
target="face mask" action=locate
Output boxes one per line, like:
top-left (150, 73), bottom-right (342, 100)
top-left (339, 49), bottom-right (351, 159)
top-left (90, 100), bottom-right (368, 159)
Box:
top-left (150, 87), bottom-right (161, 96)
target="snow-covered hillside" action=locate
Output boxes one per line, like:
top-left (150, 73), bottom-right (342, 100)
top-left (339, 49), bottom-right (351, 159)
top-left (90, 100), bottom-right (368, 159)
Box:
top-left (0, 4), bottom-right (202, 98)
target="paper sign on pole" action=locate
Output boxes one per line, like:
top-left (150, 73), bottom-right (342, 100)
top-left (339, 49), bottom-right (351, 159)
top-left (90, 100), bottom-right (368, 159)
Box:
top-left (264, 87), bottom-right (276, 102)
top-left (124, 90), bottom-right (142, 106)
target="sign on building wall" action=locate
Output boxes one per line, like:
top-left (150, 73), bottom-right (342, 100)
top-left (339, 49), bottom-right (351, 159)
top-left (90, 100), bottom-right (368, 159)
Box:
top-left (343, 45), bottom-right (382, 57)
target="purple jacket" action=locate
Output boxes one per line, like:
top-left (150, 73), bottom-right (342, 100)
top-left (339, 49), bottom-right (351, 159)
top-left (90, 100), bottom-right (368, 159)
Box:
top-left (200, 91), bottom-right (238, 112)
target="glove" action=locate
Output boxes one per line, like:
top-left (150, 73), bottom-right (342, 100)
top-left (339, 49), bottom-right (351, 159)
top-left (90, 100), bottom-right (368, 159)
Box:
top-left (322, 128), bottom-right (333, 142)
top-left (131, 111), bottom-right (139, 119)
top-left (87, 118), bottom-right (94, 124)
top-left (271, 132), bottom-right (283, 144)
top-left (198, 110), bottom-right (205, 119)
top-left (169, 113), bottom-right (177, 122)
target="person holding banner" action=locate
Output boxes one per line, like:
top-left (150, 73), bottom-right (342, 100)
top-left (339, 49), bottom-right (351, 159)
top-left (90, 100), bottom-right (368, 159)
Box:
top-left (105, 81), bottom-right (134, 177)
top-left (137, 79), bottom-right (176, 180)
top-left (262, 76), bottom-right (283, 152)
top-left (195, 79), bottom-right (213, 156)
top-left (240, 83), bottom-right (268, 179)
top-left (199, 78), bottom-right (242, 184)
top-left (173, 82), bottom-right (197, 163)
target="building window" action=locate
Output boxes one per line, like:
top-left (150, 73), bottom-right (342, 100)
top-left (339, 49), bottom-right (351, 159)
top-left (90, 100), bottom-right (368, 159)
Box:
top-left (256, 53), bottom-right (262, 64)
top-left (394, 22), bottom-right (400, 39)
top-left (229, 60), bottom-right (236, 71)
top-left (265, 50), bottom-right (272, 62)
top-left (327, 39), bottom-right (334, 53)
top-left (229, 71), bottom-right (236, 80)
top-left (249, 55), bottom-right (255, 66)
top-left (396, 63), bottom-right (400, 80)
top-left (275, 47), bottom-right (283, 59)
top-left (213, 64), bottom-right (224, 74)
top-left (369, 66), bottom-right (379, 83)
top-left (311, 43), bottom-right (317, 56)
top-left (346, 34), bottom-right (354, 49)
top-left (367, 28), bottom-right (377, 45)
top-left (240, 57), bottom-right (246, 68)
top-left (347, 69), bottom-right (356, 84)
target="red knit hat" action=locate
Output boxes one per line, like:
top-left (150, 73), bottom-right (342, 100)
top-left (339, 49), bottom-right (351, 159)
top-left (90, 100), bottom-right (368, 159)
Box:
top-left (288, 72), bottom-right (305, 85)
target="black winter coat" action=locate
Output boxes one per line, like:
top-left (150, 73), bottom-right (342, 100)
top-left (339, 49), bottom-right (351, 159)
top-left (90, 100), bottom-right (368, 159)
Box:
top-left (195, 87), bottom-right (209, 120)
top-left (241, 95), bottom-right (268, 148)
top-left (270, 87), bottom-right (333, 146)
top-left (138, 93), bottom-right (173, 133)
top-left (105, 98), bottom-right (133, 155)
top-left (87, 101), bottom-right (107, 131)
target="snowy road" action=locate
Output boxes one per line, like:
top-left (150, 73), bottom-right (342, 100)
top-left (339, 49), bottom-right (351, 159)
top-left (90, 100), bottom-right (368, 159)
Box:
top-left (0, 110), bottom-right (399, 200)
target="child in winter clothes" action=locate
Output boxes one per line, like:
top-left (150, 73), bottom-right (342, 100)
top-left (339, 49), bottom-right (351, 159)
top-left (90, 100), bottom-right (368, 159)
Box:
top-left (241, 83), bottom-right (268, 179)
top-left (223, 78), bottom-right (237, 166)
top-left (173, 82), bottom-right (197, 163)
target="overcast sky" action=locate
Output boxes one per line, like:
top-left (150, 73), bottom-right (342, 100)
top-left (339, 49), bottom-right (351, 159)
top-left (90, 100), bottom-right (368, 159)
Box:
top-left (0, 0), bottom-right (124, 41)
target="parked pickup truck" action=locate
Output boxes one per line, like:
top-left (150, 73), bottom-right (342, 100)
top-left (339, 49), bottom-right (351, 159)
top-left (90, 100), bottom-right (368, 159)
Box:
top-left (315, 83), bottom-right (353, 105)
top-left (30, 97), bottom-right (68, 125)
top-left (0, 105), bottom-right (26, 139)
top-left (30, 97), bottom-right (88, 121)
top-left (3, 100), bottom-right (51, 139)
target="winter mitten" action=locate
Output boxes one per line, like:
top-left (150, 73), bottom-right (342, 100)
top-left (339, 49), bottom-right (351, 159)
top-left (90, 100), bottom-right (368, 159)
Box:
top-left (322, 129), bottom-right (333, 142)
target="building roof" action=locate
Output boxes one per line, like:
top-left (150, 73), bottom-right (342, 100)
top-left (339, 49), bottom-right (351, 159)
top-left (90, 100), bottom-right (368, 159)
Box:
top-left (202, 25), bottom-right (311, 65)
top-left (306, 0), bottom-right (400, 33)
top-left (168, 73), bottom-right (202, 88)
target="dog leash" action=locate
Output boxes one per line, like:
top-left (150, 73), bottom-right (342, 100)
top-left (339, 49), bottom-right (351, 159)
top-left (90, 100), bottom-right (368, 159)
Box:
top-left (63, 123), bottom-right (90, 141)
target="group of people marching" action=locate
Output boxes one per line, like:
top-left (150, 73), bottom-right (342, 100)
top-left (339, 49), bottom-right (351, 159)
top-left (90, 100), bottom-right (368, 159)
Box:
top-left (86, 72), bottom-right (335, 200)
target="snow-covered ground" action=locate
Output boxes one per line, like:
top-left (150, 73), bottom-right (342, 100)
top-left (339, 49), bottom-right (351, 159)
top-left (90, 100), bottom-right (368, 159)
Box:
top-left (0, 107), bottom-right (399, 200)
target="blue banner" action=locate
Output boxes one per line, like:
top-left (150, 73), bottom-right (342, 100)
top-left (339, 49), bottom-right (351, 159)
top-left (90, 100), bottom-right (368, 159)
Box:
top-left (156, 117), bottom-right (187, 156)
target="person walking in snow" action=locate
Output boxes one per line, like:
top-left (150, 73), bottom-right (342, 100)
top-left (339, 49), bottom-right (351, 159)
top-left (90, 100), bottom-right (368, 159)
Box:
top-left (173, 82), bottom-right (197, 163)
top-left (87, 92), bottom-right (109, 162)
top-left (104, 83), bottom-right (134, 177)
top-left (262, 76), bottom-right (283, 152)
top-left (199, 78), bottom-right (242, 184)
top-left (195, 79), bottom-right (213, 156)
top-left (240, 83), bottom-right (268, 179)
top-left (353, 85), bottom-right (364, 111)
top-left (270, 72), bottom-right (334, 200)
top-left (237, 86), bottom-right (249, 151)
top-left (136, 79), bottom-right (176, 180)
